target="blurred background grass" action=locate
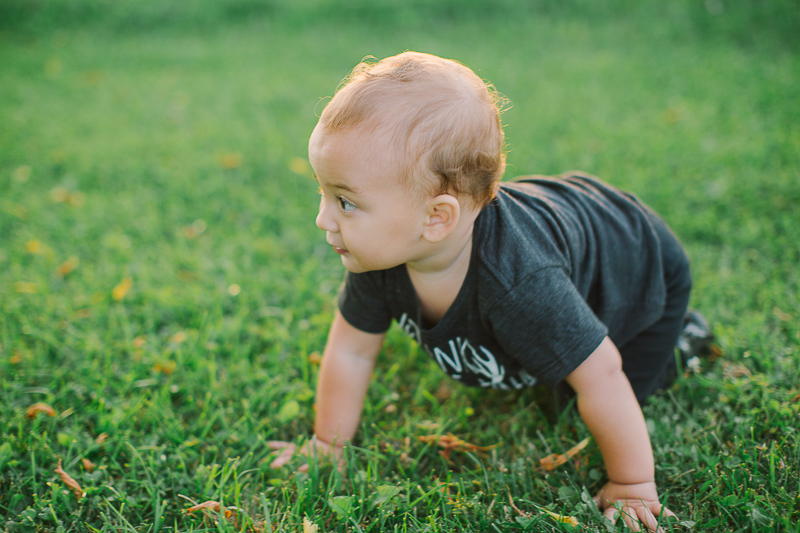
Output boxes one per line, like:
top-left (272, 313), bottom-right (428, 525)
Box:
top-left (1, 0), bottom-right (798, 531)
top-left (3, 0), bottom-right (799, 49)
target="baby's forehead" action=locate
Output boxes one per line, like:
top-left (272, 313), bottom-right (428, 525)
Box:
top-left (312, 116), bottom-right (418, 160)
top-left (309, 124), bottom-right (405, 181)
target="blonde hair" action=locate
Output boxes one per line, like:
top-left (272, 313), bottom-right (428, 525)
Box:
top-left (317, 52), bottom-right (507, 207)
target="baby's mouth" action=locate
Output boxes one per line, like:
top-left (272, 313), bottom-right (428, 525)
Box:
top-left (333, 245), bottom-right (348, 255)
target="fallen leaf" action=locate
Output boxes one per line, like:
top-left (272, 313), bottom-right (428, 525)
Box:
top-left (154, 360), bottom-right (176, 375)
top-left (11, 349), bottom-right (24, 364)
top-left (14, 281), bottom-right (37, 294)
top-left (540, 507), bottom-right (579, 526)
top-left (183, 219), bottom-right (207, 239)
top-left (709, 343), bottom-right (723, 362)
top-left (419, 433), bottom-right (500, 460)
top-left (773, 307), bottom-right (793, 322)
top-left (507, 489), bottom-right (530, 517)
top-left (82, 458), bottom-right (96, 472)
top-left (507, 488), bottom-right (579, 527)
top-left (26, 240), bottom-right (43, 254)
top-left (112, 277), bottom-right (132, 301)
top-left (308, 352), bottom-right (322, 366)
top-left (95, 433), bottom-right (109, 444)
top-left (792, 391), bottom-right (800, 403)
top-left (55, 458), bottom-right (84, 500)
top-left (303, 517), bottom-right (319, 533)
top-left (185, 500), bottom-right (244, 528)
top-left (56, 256), bottom-right (80, 277)
top-left (434, 382), bottom-right (453, 402)
top-left (50, 187), bottom-right (84, 207)
top-left (186, 500), bottom-right (231, 517)
top-left (289, 157), bottom-right (311, 176)
top-left (74, 308), bottom-right (92, 319)
top-left (722, 361), bottom-right (752, 379)
top-left (27, 402), bottom-right (56, 419)
top-left (539, 437), bottom-right (591, 471)
top-left (227, 284), bottom-right (241, 296)
top-left (218, 152), bottom-right (242, 169)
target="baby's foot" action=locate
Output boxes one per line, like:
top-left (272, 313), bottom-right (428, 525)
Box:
top-left (677, 310), bottom-right (714, 372)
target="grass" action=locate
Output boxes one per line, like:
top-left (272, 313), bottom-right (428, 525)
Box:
top-left (1, 0), bottom-right (799, 531)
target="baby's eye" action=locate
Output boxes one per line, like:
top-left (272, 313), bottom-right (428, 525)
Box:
top-left (338, 196), bottom-right (356, 213)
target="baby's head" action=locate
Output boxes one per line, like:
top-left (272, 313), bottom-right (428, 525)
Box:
top-left (313, 51), bottom-right (506, 208)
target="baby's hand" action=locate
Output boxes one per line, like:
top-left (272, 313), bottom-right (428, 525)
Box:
top-left (593, 481), bottom-right (676, 532)
top-left (267, 437), bottom-right (344, 472)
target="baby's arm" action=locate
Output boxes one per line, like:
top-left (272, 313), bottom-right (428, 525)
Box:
top-left (565, 337), bottom-right (676, 532)
top-left (269, 311), bottom-right (384, 468)
top-left (313, 310), bottom-right (386, 452)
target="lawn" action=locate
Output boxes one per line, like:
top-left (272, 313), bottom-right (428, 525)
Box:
top-left (1, 1), bottom-right (798, 531)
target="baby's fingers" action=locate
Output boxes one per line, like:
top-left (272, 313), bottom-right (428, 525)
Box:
top-left (604, 506), bottom-right (639, 531)
top-left (603, 504), bottom-right (664, 533)
top-left (267, 441), bottom-right (296, 468)
top-left (658, 506), bottom-right (677, 520)
top-left (650, 505), bottom-right (677, 533)
top-left (634, 505), bottom-right (663, 533)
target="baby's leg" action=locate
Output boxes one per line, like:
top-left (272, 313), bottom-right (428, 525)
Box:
top-left (619, 225), bottom-right (692, 404)
top-left (619, 299), bottom-right (689, 403)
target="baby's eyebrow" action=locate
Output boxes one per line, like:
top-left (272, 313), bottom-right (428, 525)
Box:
top-left (330, 182), bottom-right (363, 195)
top-left (314, 174), bottom-right (363, 196)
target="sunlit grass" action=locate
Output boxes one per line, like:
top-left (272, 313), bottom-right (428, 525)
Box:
top-left (1, 1), bottom-right (799, 531)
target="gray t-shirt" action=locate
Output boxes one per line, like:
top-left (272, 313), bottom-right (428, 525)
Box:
top-left (338, 173), bottom-right (678, 389)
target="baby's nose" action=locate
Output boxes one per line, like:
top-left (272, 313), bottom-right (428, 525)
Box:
top-left (315, 201), bottom-right (338, 233)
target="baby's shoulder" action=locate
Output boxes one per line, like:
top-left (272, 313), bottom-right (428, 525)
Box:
top-left (473, 193), bottom-right (569, 292)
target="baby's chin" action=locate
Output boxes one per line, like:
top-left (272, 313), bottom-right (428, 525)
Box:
top-left (340, 256), bottom-right (367, 274)
top-left (341, 255), bottom-right (393, 274)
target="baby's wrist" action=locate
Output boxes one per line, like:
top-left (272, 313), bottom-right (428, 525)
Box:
top-left (606, 479), bottom-right (656, 487)
top-left (604, 464), bottom-right (655, 486)
top-left (312, 434), bottom-right (345, 450)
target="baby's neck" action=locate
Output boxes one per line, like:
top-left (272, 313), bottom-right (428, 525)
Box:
top-left (405, 209), bottom-right (479, 326)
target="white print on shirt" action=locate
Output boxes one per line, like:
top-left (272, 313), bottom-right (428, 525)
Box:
top-left (398, 313), bottom-right (538, 390)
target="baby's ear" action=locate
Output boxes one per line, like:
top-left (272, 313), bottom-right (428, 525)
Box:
top-left (422, 194), bottom-right (460, 243)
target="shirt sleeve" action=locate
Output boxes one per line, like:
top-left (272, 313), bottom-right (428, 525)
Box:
top-left (337, 270), bottom-right (393, 334)
top-left (488, 266), bottom-right (608, 387)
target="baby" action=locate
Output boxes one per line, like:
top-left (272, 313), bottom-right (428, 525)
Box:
top-left (292, 51), bottom-right (703, 530)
